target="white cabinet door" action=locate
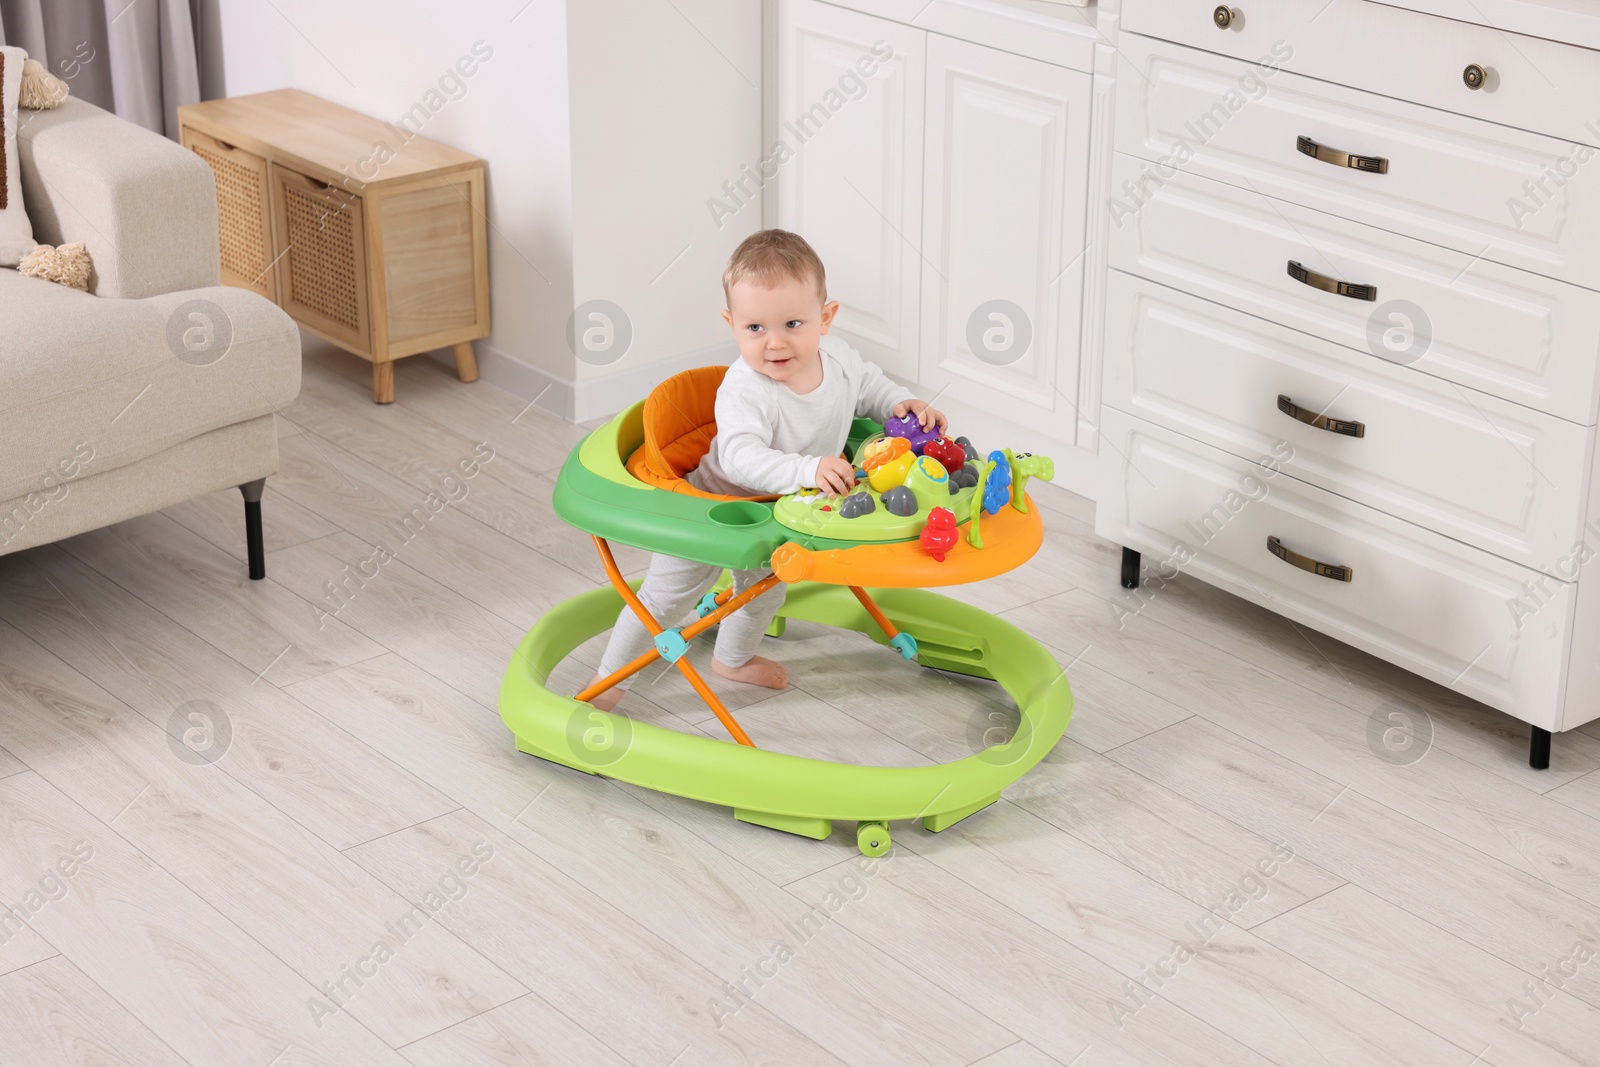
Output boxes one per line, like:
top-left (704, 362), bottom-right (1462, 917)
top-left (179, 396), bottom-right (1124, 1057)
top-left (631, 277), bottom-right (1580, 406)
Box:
top-left (919, 33), bottom-right (1092, 447)
top-left (775, 0), bottom-right (925, 381)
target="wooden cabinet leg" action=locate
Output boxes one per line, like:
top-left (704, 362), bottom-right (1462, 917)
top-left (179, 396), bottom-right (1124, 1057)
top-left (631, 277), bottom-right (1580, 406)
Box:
top-left (453, 341), bottom-right (480, 383)
top-left (373, 362), bottom-right (395, 404)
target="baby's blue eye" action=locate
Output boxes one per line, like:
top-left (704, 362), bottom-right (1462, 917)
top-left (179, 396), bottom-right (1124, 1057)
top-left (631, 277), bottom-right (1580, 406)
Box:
top-left (746, 324), bottom-right (763, 333)
top-left (786, 320), bottom-right (802, 329)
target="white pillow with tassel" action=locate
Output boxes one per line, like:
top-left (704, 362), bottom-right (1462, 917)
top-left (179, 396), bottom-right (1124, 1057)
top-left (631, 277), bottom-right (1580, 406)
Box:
top-left (0, 47), bottom-right (70, 268)
top-left (0, 45), bottom-right (35, 267)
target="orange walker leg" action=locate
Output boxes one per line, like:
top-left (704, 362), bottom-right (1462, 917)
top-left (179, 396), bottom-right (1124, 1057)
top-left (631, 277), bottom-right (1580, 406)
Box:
top-left (577, 537), bottom-right (779, 748)
top-left (848, 585), bottom-right (900, 641)
top-left (849, 585), bottom-right (918, 660)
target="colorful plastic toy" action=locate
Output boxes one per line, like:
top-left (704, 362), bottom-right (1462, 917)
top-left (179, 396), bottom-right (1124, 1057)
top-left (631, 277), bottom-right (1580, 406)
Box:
top-left (860, 434), bottom-right (905, 466)
top-left (967, 458), bottom-right (997, 549)
top-left (867, 449), bottom-right (916, 494)
top-left (881, 484), bottom-right (918, 516)
top-left (884, 412), bottom-right (939, 455)
top-left (1009, 452), bottom-right (1054, 513)
top-left (499, 365), bottom-right (1072, 856)
top-left (920, 507), bottom-right (959, 562)
top-left (922, 436), bottom-right (965, 474)
top-left (839, 491), bottom-right (875, 518)
top-left (903, 454), bottom-right (950, 509)
top-left (983, 450), bottom-right (1012, 515)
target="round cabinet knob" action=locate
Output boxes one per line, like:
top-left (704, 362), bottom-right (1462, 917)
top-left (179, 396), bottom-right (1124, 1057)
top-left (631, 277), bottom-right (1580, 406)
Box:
top-left (1213, 5), bottom-right (1239, 29)
top-left (1463, 63), bottom-right (1487, 90)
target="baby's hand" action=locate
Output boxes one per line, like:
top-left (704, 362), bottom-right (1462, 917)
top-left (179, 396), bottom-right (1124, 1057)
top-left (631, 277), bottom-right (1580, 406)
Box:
top-left (892, 398), bottom-right (948, 435)
top-left (814, 455), bottom-right (857, 497)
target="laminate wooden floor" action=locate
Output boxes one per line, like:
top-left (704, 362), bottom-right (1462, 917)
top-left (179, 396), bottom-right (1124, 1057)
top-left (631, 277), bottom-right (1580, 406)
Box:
top-left (3, 338), bottom-right (1599, 1066)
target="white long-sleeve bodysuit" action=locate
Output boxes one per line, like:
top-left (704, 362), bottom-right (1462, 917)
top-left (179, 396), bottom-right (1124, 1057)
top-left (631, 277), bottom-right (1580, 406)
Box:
top-left (687, 333), bottom-right (918, 496)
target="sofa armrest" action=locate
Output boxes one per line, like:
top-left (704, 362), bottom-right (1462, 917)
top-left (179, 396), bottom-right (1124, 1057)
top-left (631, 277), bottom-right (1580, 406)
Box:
top-left (0, 279), bottom-right (302, 505)
top-left (16, 97), bottom-right (220, 299)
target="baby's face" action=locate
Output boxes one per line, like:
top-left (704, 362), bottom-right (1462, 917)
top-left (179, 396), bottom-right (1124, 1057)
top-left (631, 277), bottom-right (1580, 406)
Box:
top-left (722, 275), bottom-right (839, 389)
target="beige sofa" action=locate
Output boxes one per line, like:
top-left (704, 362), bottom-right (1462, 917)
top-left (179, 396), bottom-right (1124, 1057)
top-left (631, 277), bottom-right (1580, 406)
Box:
top-left (0, 97), bottom-right (301, 579)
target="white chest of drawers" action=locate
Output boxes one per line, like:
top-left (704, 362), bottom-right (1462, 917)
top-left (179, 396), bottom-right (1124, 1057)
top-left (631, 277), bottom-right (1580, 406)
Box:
top-left (1096, 0), bottom-right (1600, 766)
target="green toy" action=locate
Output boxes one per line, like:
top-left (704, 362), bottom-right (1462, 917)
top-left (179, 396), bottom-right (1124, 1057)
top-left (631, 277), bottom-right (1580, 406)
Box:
top-left (1009, 452), bottom-right (1055, 513)
top-left (967, 459), bottom-right (995, 549)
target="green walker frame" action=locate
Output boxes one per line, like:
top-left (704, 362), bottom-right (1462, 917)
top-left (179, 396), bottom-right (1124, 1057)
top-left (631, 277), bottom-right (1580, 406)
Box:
top-left (498, 399), bottom-right (1073, 855)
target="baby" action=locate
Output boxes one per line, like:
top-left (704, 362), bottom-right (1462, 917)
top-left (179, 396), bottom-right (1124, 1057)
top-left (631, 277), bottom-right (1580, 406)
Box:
top-left (583, 228), bottom-right (946, 710)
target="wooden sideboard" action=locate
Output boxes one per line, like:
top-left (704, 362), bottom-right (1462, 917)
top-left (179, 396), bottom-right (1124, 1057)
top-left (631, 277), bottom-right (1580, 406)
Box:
top-left (178, 88), bottom-right (489, 403)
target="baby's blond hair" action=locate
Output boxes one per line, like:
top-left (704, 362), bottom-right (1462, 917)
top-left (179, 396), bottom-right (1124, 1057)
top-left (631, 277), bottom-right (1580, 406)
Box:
top-left (722, 229), bottom-right (827, 307)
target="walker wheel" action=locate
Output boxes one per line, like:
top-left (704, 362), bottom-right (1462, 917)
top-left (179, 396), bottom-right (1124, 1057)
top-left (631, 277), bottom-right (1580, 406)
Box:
top-left (857, 820), bottom-right (891, 857)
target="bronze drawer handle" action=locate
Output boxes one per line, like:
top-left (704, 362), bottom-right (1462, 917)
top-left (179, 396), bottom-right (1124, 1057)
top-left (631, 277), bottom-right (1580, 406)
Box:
top-left (1288, 260), bottom-right (1377, 301)
top-left (1213, 6), bottom-right (1238, 29)
top-left (1278, 394), bottom-right (1365, 437)
top-left (1268, 535), bottom-right (1353, 582)
top-left (1297, 135), bottom-right (1388, 174)
top-left (1463, 63), bottom-right (1487, 90)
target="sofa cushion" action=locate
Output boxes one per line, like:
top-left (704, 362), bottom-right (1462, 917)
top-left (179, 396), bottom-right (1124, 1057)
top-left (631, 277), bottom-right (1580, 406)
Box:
top-left (0, 268), bottom-right (301, 503)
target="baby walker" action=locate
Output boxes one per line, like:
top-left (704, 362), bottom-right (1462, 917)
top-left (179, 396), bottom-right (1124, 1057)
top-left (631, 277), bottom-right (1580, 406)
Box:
top-left (498, 365), bottom-right (1074, 855)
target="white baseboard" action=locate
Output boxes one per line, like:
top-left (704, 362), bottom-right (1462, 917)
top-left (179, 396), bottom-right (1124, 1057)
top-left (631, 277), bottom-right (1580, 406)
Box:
top-left (427, 341), bottom-right (576, 421)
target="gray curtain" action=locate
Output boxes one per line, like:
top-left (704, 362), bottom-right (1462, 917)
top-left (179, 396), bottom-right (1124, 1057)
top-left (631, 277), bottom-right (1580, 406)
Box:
top-left (0, 0), bottom-right (200, 139)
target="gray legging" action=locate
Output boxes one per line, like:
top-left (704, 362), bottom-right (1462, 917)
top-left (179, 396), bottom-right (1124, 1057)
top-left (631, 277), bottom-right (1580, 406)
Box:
top-left (594, 551), bottom-right (786, 689)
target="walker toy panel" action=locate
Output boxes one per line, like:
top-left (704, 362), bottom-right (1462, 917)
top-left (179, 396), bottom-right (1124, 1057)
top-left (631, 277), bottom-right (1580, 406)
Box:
top-left (772, 431), bottom-right (990, 543)
top-left (772, 458), bottom-right (974, 542)
top-left (499, 581), bottom-right (1074, 852)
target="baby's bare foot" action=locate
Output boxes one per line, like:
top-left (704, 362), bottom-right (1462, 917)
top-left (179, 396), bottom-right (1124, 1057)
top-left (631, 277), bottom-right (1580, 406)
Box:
top-left (711, 654), bottom-right (789, 690)
top-left (581, 672), bottom-right (624, 712)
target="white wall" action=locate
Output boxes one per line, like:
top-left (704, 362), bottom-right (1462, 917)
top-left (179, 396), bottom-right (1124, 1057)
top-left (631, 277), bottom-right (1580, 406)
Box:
top-left (197, 0), bottom-right (763, 422)
top-left (565, 0), bottom-right (763, 420)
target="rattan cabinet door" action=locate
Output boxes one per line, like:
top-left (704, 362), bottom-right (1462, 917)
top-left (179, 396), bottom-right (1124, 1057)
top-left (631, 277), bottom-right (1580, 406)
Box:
top-left (269, 163), bottom-right (371, 355)
top-left (182, 127), bottom-right (276, 301)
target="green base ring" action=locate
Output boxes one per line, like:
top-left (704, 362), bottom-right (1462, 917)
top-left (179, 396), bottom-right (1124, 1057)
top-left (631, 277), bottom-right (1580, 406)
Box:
top-left (499, 580), bottom-right (1073, 837)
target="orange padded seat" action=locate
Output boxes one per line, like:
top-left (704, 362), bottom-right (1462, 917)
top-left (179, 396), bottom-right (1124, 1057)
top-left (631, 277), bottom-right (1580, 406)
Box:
top-left (624, 365), bottom-right (782, 502)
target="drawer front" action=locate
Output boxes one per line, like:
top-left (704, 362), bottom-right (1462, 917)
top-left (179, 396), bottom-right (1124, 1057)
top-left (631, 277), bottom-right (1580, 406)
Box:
top-left (1113, 33), bottom-right (1600, 291)
top-left (1107, 153), bottom-right (1600, 424)
top-left (821, 0), bottom-right (1096, 74)
top-left (1364, 1), bottom-right (1600, 55)
top-left (182, 127), bottom-right (275, 302)
top-left (1123, 0), bottom-right (1600, 148)
top-left (1096, 407), bottom-right (1572, 726)
top-left (1102, 272), bottom-right (1594, 571)
top-left (269, 163), bottom-right (370, 355)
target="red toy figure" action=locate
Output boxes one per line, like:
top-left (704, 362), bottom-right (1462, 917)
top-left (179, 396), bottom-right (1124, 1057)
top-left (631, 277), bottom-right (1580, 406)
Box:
top-left (920, 507), bottom-right (959, 562)
top-left (922, 436), bottom-right (965, 475)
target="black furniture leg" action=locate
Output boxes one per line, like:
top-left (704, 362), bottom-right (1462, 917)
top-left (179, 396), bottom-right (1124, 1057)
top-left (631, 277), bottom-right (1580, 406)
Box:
top-left (240, 478), bottom-right (267, 581)
top-left (1121, 547), bottom-right (1141, 590)
top-left (1530, 725), bottom-right (1552, 770)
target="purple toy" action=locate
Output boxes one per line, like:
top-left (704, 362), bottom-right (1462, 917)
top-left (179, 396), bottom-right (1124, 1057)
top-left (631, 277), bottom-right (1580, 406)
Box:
top-left (884, 413), bottom-right (939, 456)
